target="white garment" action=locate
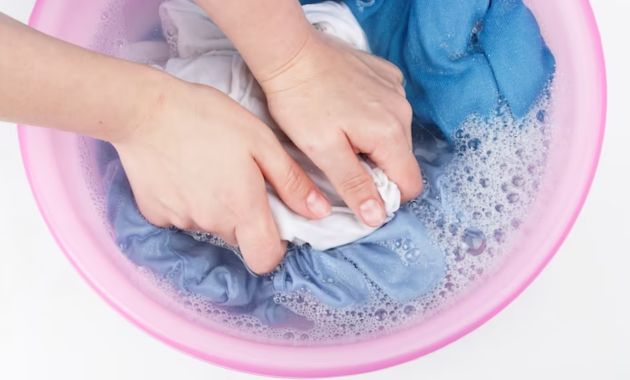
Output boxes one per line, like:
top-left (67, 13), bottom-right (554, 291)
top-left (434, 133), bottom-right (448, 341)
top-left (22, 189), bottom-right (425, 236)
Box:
top-left (139, 0), bottom-right (401, 250)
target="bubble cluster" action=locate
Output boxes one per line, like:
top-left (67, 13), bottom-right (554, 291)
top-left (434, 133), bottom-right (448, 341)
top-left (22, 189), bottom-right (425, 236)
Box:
top-left (92, 1), bottom-right (128, 57)
top-left (79, 2), bottom-right (554, 346)
top-left (403, 100), bottom-right (552, 305)
top-left (378, 238), bottom-right (425, 266)
top-left (85, 95), bottom-right (551, 346)
top-left (78, 137), bottom-right (116, 238)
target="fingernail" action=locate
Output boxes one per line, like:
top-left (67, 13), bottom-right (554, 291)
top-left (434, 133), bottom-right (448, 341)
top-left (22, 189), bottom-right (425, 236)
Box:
top-left (306, 190), bottom-right (331, 218)
top-left (360, 199), bottom-right (386, 227)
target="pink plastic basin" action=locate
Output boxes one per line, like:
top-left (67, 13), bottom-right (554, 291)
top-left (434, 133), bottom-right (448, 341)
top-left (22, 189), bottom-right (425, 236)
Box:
top-left (18, 0), bottom-right (606, 377)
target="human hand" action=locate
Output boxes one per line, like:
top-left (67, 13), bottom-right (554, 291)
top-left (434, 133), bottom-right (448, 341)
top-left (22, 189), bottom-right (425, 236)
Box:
top-left (259, 31), bottom-right (423, 228)
top-left (112, 77), bottom-right (331, 274)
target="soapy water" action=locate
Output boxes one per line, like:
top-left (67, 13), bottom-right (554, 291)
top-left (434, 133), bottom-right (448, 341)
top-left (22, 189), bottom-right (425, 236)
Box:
top-left (268, 98), bottom-right (552, 344)
top-left (80, 95), bottom-right (553, 345)
top-left (78, 1), bottom-right (553, 345)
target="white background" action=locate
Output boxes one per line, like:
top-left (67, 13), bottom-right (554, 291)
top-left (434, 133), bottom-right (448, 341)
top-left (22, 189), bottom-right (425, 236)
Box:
top-left (1, 1), bottom-right (628, 379)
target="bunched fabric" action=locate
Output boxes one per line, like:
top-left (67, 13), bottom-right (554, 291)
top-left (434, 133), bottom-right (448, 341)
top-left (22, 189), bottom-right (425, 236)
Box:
top-left (103, 141), bottom-right (446, 327)
top-left (103, 0), bottom-right (555, 327)
top-left (156, 0), bottom-right (403, 251)
top-left (103, 0), bottom-right (448, 328)
top-left (301, 0), bottom-right (556, 136)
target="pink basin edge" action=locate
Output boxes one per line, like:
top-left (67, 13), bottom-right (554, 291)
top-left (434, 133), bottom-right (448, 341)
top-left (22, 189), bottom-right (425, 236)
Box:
top-left (17, 0), bottom-right (607, 377)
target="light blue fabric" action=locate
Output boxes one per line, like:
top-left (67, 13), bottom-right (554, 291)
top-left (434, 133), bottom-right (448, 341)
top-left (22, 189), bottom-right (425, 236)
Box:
top-left (102, 0), bottom-right (555, 328)
top-left (101, 141), bottom-right (446, 328)
top-left (301, 0), bottom-right (555, 136)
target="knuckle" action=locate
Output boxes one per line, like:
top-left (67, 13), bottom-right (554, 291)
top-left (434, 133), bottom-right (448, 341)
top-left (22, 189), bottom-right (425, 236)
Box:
top-left (401, 166), bottom-right (425, 201)
top-left (302, 133), bottom-right (341, 156)
top-left (400, 100), bottom-right (413, 123)
top-left (397, 85), bottom-right (407, 98)
top-left (215, 190), bottom-right (237, 212)
top-left (373, 143), bottom-right (395, 163)
top-left (237, 192), bottom-right (266, 218)
top-left (403, 180), bottom-right (424, 202)
top-left (339, 171), bottom-right (373, 196)
top-left (215, 185), bottom-right (254, 220)
top-left (146, 215), bottom-right (170, 228)
top-left (283, 161), bottom-right (307, 195)
top-left (389, 63), bottom-right (404, 82)
top-left (380, 122), bottom-right (403, 143)
top-left (137, 202), bottom-right (170, 228)
top-left (375, 55), bottom-right (403, 82)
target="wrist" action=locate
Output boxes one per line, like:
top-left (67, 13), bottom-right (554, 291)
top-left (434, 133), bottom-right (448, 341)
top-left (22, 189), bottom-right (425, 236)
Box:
top-left (197, 0), bottom-right (316, 84)
top-left (251, 21), bottom-right (317, 83)
top-left (258, 30), bottom-right (332, 94)
top-left (105, 67), bottom-right (179, 146)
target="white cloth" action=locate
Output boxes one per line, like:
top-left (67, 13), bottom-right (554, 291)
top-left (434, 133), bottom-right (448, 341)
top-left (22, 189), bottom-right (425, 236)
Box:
top-left (139, 0), bottom-right (401, 250)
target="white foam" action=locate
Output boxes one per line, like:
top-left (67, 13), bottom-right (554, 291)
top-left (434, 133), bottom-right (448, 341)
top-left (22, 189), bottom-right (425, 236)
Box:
top-left (81, 95), bottom-right (553, 346)
top-left (80, 4), bottom-right (554, 345)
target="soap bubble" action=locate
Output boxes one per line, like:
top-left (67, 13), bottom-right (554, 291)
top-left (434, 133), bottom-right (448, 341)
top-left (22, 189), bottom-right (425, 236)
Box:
top-left (512, 176), bottom-right (525, 187)
top-left (403, 305), bottom-right (416, 315)
top-left (89, 6), bottom-right (553, 344)
top-left (374, 309), bottom-right (388, 322)
top-left (507, 192), bottom-right (520, 204)
top-left (462, 228), bottom-right (487, 256)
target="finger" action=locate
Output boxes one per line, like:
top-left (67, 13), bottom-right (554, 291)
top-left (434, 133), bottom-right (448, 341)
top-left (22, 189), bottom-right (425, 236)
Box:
top-left (363, 130), bottom-right (424, 202)
top-left (349, 115), bottom-right (422, 201)
top-left (119, 159), bottom-right (173, 228)
top-left (127, 180), bottom-right (172, 228)
top-left (253, 130), bottom-right (331, 220)
top-left (234, 162), bottom-right (286, 275)
top-left (136, 199), bottom-right (171, 228)
top-left (235, 204), bottom-right (285, 275)
top-left (308, 133), bottom-right (387, 227)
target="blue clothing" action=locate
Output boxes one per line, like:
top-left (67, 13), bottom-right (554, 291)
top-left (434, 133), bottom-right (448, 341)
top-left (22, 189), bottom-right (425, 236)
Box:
top-left (101, 142), bottom-right (445, 327)
top-left (301, 0), bottom-right (556, 136)
top-left (102, 0), bottom-right (555, 328)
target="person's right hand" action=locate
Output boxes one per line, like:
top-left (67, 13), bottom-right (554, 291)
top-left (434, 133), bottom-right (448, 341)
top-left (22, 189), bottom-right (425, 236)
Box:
top-left (259, 31), bottom-right (424, 228)
top-left (111, 77), bottom-right (332, 274)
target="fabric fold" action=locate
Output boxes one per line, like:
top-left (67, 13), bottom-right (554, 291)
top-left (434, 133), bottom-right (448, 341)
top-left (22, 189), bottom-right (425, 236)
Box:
top-left (103, 0), bottom-right (555, 328)
top-left (301, 0), bottom-right (556, 136)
